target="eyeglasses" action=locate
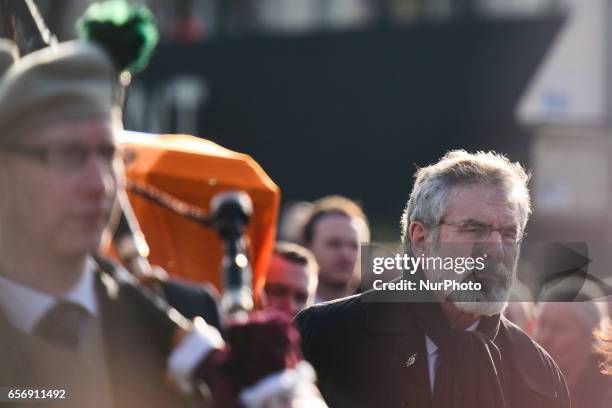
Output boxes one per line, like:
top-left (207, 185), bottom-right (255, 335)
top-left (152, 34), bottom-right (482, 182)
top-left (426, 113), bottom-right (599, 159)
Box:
top-left (0, 142), bottom-right (120, 172)
top-left (438, 219), bottom-right (524, 243)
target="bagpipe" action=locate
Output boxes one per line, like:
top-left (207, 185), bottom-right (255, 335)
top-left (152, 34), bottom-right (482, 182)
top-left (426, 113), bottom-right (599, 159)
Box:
top-left (113, 132), bottom-right (279, 319)
top-left (116, 131), bottom-right (279, 314)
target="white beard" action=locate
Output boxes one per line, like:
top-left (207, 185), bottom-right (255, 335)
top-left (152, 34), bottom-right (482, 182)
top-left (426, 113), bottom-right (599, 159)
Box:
top-left (424, 242), bottom-right (516, 316)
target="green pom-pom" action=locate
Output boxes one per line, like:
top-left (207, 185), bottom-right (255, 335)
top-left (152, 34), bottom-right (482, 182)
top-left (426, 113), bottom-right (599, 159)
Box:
top-left (76, 0), bottom-right (159, 74)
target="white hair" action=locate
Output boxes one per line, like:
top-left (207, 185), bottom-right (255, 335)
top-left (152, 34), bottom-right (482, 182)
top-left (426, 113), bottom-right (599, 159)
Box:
top-left (401, 150), bottom-right (531, 253)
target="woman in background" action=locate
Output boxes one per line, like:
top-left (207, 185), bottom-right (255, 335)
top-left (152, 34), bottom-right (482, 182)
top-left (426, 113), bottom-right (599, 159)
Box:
top-left (534, 281), bottom-right (611, 408)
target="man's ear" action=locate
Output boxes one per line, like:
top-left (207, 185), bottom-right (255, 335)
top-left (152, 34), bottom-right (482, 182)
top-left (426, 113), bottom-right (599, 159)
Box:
top-left (408, 221), bottom-right (430, 256)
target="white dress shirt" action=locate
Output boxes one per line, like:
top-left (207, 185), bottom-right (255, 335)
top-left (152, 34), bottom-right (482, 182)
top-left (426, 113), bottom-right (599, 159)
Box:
top-left (0, 257), bottom-right (98, 334)
top-left (425, 319), bottom-right (480, 393)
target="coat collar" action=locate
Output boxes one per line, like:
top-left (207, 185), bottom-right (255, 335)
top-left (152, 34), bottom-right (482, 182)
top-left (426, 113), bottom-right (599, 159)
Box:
top-left (363, 300), bottom-right (432, 407)
top-left (364, 300), bottom-right (415, 333)
top-left (497, 317), bottom-right (560, 399)
top-left (365, 301), bottom-right (560, 401)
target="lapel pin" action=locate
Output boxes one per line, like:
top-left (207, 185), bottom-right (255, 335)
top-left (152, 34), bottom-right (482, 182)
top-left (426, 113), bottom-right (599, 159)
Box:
top-left (405, 353), bottom-right (417, 367)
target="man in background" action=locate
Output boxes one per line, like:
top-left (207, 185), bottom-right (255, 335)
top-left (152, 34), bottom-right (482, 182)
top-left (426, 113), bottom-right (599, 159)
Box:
top-left (302, 195), bottom-right (369, 303)
top-left (535, 281), bottom-right (611, 408)
top-left (260, 242), bottom-right (318, 316)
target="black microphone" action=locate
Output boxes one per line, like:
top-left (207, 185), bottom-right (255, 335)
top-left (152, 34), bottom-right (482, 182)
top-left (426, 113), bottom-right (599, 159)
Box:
top-left (210, 191), bottom-right (254, 316)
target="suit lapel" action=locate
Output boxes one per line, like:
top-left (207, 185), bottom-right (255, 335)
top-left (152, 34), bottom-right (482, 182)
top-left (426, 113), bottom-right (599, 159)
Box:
top-left (400, 331), bottom-right (432, 408)
top-left (364, 301), bottom-right (432, 407)
top-left (496, 318), bottom-right (558, 403)
top-left (0, 309), bottom-right (39, 386)
top-left (95, 267), bottom-right (186, 408)
top-left (96, 269), bottom-right (144, 407)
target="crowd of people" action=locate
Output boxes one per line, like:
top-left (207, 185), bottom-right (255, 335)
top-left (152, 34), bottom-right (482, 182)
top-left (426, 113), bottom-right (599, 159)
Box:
top-left (0, 4), bottom-right (610, 408)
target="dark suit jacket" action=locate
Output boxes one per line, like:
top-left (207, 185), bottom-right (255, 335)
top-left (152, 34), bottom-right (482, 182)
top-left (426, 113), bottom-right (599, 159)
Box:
top-left (162, 278), bottom-right (222, 332)
top-left (296, 295), bottom-right (571, 408)
top-left (0, 261), bottom-right (221, 408)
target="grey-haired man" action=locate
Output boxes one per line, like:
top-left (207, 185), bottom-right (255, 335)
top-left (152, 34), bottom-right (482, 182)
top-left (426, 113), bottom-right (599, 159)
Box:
top-left (296, 150), bottom-right (570, 408)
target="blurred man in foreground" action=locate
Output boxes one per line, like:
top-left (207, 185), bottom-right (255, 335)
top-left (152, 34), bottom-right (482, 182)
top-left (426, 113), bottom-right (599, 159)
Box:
top-left (297, 150), bottom-right (570, 407)
top-left (302, 195), bottom-right (369, 303)
top-left (260, 242), bottom-right (318, 316)
top-left (0, 39), bottom-right (200, 408)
